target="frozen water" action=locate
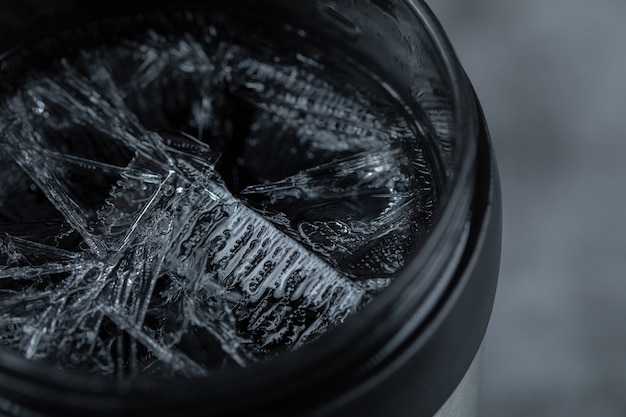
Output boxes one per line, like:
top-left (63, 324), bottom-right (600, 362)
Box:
top-left (0, 11), bottom-right (439, 378)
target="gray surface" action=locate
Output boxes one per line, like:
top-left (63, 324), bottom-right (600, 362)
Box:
top-left (427, 1), bottom-right (626, 415)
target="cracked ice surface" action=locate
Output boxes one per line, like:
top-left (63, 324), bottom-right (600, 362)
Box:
top-left (0, 13), bottom-right (438, 378)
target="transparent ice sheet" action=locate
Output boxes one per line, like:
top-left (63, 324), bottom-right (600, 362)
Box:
top-left (0, 13), bottom-right (437, 378)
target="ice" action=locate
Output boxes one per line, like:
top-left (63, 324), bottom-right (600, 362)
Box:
top-left (226, 48), bottom-right (415, 178)
top-left (0, 12), bottom-right (438, 378)
top-left (241, 148), bottom-right (419, 277)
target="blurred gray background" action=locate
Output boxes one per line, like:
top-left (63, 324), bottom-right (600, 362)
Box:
top-left (427, 1), bottom-right (626, 416)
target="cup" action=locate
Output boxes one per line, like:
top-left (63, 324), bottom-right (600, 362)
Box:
top-left (0, 1), bottom-right (501, 416)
